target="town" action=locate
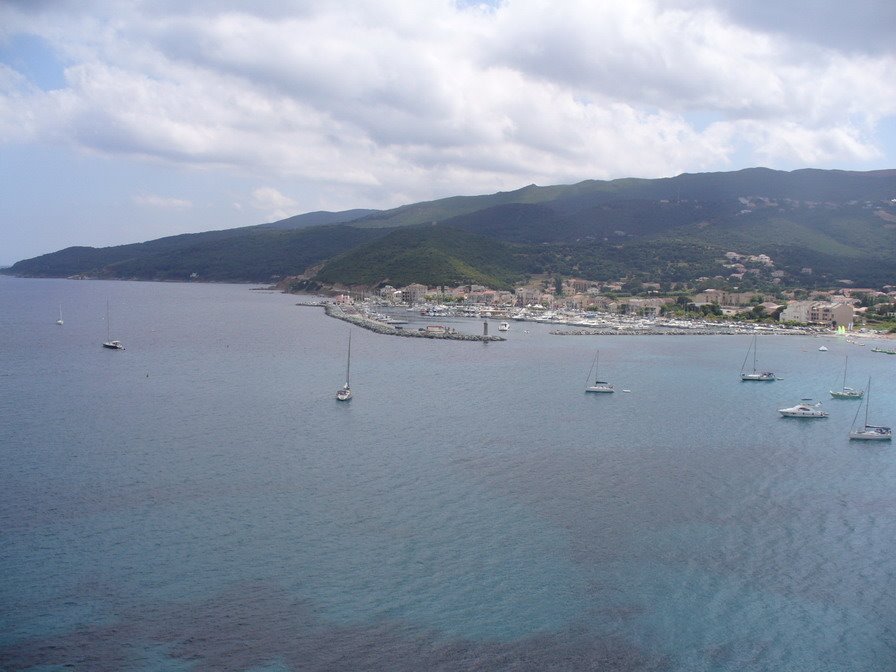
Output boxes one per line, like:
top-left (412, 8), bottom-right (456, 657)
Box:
top-left (305, 249), bottom-right (896, 338)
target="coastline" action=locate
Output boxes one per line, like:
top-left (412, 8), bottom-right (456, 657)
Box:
top-left (296, 295), bottom-right (895, 344)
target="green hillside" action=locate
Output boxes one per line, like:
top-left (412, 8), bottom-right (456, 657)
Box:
top-left (316, 226), bottom-right (525, 289)
top-left (5, 168), bottom-right (895, 289)
top-left (9, 225), bottom-right (390, 282)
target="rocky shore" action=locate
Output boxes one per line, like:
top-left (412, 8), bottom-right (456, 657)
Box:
top-left (297, 302), bottom-right (506, 342)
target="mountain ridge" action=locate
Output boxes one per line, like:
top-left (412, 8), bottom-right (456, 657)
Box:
top-left (6, 168), bottom-right (896, 288)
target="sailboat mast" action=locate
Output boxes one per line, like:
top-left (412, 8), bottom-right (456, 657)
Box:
top-left (865, 378), bottom-right (871, 427)
top-left (346, 331), bottom-right (351, 385)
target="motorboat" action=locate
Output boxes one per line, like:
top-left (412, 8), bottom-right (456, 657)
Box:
top-left (498, 321), bottom-right (509, 332)
top-left (779, 401), bottom-right (828, 418)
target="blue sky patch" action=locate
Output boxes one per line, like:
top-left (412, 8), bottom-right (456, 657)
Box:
top-left (0, 33), bottom-right (67, 91)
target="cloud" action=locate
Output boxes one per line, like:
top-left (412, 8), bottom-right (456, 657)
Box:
top-left (0, 0), bottom-right (894, 217)
top-left (134, 193), bottom-right (193, 209)
top-left (251, 186), bottom-right (298, 221)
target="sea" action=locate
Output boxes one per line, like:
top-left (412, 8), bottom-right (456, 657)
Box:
top-left (1, 276), bottom-right (895, 672)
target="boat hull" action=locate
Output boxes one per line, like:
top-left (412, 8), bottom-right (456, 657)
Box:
top-left (830, 389), bottom-right (863, 399)
top-left (742, 373), bottom-right (776, 381)
top-left (850, 425), bottom-right (892, 440)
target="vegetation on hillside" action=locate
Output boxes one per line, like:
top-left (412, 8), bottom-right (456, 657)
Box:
top-left (5, 168), bottom-right (895, 289)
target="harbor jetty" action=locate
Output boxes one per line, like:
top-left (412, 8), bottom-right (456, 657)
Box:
top-left (298, 302), bottom-right (505, 342)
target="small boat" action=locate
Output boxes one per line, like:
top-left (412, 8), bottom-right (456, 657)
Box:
top-left (585, 350), bottom-right (614, 393)
top-left (740, 334), bottom-right (775, 381)
top-left (818, 345), bottom-right (828, 351)
top-left (849, 378), bottom-right (891, 441)
top-left (830, 356), bottom-right (863, 399)
top-left (498, 321), bottom-right (510, 332)
top-left (336, 331), bottom-right (352, 401)
top-left (779, 401), bottom-right (828, 418)
top-left (102, 300), bottom-right (125, 350)
top-left (56, 305), bottom-right (64, 326)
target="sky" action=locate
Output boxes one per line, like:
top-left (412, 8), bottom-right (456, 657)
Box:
top-left (1, 0), bottom-right (895, 264)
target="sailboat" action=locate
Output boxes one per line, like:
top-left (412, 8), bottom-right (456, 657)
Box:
top-left (849, 378), bottom-right (891, 441)
top-left (56, 305), bottom-right (64, 326)
top-left (336, 331), bottom-right (352, 401)
top-left (740, 334), bottom-right (775, 381)
top-left (102, 300), bottom-right (125, 350)
top-left (830, 356), bottom-right (863, 399)
top-left (585, 350), bottom-right (614, 393)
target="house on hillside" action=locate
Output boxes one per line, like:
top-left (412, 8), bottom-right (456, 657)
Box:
top-left (779, 301), bottom-right (854, 328)
top-left (399, 283), bottom-right (428, 305)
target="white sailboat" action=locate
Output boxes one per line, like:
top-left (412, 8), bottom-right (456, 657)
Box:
top-left (740, 334), bottom-right (775, 381)
top-left (102, 300), bottom-right (124, 350)
top-left (336, 331), bottom-right (352, 401)
top-left (56, 305), bottom-right (64, 325)
top-left (849, 378), bottom-right (891, 441)
top-left (585, 350), bottom-right (614, 393)
top-left (830, 356), bottom-right (863, 399)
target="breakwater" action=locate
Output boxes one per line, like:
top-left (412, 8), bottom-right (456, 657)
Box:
top-left (297, 302), bottom-right (505, 342)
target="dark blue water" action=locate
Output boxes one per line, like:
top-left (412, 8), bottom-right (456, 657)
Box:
top-left (2, 276), bottom-right (895, 671)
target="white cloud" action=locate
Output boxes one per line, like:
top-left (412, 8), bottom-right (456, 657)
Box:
top-left (251, 186), bottom-right (298, 222)
top-left (134, 193), bottom-right (193, 209)
top-left (1, 0), bottom-right (894, 219)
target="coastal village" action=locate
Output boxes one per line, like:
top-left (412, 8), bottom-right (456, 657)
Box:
top-left (300, 249), bottom-right (896, 341)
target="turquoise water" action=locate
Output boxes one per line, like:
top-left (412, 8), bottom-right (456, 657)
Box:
top-left (1, 276), bottom-right (895, 671)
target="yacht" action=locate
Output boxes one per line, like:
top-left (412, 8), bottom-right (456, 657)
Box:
top-left (779, 401), bottom-right (828, 418)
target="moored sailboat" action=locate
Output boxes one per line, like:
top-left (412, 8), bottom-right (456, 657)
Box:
top-left (102, 300), bottom-right (124, 350)
top-left (740, 334), bottom-right (775, 381)
top-left (585, 350), bottom-right (614, 393)
top-left (849, 378), bottom-right (891, 441)
top-left (830, 356), bottom-right (863, 399)
top-left (336, 331), bottom-right (352, 401)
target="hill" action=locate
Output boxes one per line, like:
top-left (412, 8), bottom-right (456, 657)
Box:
top-left (5, 168), bottom-right (896, 288)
